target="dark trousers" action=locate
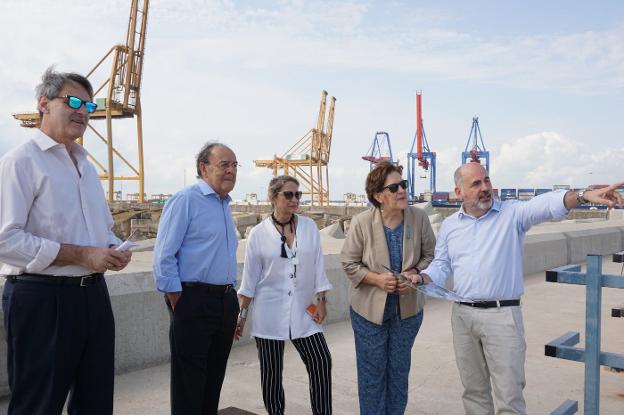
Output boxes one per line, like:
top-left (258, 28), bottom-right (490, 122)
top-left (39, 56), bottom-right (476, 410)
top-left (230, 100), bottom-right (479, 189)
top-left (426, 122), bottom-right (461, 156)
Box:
top-left (255, 332), bottom-right (332, 415)
top-left (2, 277), bottom-right (115, 415)
top-left (166, 285), bottom-right (239, 415)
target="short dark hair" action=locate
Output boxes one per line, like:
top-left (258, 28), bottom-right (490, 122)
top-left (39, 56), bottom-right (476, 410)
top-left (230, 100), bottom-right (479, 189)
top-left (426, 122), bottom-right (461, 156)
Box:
top-left (195, 141), bottom-right (232, 178)
top-left (35, 66), bottom-right (94, 117)
top-left (365, 161), bottom-right (404, 208)
top-left (268, 175), bottom-right (300, 205)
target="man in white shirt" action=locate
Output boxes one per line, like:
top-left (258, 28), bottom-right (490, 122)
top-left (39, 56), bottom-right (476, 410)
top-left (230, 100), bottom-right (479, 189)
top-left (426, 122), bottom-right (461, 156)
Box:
top-left (420, 162), bottom-right (622, 415)
top-left (0, 67), bottom-right (132, 415)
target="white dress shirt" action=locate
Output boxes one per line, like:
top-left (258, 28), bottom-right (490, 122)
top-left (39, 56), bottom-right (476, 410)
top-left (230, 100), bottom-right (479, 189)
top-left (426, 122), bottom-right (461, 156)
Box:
top-left (239, 215), bottom-right (333, 340)
top-left (0, 130), bottom-right (121, 276)
top-left (423, 191), bottom-right (569, 301)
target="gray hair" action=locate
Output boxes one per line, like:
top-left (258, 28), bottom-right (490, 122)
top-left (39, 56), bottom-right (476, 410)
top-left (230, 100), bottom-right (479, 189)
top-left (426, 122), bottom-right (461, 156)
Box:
top-left (195, 141), bottom-right (232, 178)
top-left (35, 66), bottom-right (94, 116)
top-left (454, 165), bottom-right (464, 187)
top-left (268, 175), bottom-right (300, 204)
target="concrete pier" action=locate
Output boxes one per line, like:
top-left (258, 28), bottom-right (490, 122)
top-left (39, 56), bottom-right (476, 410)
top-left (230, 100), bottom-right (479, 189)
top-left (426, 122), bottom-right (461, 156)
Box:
top-left (1, 218), bottom-right (624, 413)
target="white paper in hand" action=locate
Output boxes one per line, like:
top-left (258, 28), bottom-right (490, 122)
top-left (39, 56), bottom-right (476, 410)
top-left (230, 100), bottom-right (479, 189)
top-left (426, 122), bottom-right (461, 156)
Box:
top-left (115, 240), bottom-right (136, 252)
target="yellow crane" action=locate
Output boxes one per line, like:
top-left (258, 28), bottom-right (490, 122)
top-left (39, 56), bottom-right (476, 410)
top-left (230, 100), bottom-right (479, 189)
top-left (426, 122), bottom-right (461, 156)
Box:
top-left (13, 0), bottom-right (149, 202)
top-left (254, 91), bottom-right (336, 206)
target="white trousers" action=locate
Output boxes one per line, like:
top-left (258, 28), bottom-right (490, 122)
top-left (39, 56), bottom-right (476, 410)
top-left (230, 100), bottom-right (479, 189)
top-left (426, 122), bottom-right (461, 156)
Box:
top-left (451, 303), bottom-right (527, 415)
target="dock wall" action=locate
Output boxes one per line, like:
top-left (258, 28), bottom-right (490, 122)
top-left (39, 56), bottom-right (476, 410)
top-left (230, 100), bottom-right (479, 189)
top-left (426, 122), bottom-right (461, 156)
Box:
top-left (0, 222), bottom-right (623, 397)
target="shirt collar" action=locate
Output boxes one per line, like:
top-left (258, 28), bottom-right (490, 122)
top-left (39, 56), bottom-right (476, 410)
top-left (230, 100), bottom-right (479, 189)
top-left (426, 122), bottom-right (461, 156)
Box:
top-left (458, 198), bottom-right (501, 219)
top-left (33, 129), bottom-right (88, 158)
top-left (197, 179), bottom-right (232, 202)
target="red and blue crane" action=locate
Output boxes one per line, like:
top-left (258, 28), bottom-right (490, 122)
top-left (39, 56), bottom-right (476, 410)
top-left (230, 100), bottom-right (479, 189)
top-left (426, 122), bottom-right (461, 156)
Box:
top-left (362, 131), bottom-right (396, 169)
top-left (407, 92), bottom-right (436, 199)
top-left (462, 116), bottom-right (489, 171)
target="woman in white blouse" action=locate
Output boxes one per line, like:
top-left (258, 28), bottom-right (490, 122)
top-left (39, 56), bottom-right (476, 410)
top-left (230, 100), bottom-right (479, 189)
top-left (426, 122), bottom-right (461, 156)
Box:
top-left (236, 175), bottom-right (333, 415)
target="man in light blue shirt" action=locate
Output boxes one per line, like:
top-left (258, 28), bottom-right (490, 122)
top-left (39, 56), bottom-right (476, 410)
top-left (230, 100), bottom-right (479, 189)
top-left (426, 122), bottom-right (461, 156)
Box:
top-left (420, 162), bottom-right (623, 415)
top-left (153, 142), bottom-right (240, 415)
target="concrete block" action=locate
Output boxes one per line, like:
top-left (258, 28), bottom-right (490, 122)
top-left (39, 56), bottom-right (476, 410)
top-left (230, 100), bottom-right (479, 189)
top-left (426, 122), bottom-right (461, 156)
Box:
top-left (232, 213), bottom-right (259, 229)
top-left (414, 202), bottom-right (433, 215)
top-left (523, 233), bottom-right (568, 276)
top-left (563, 228), bottom-right (623, 264)
top-left (319, 223), bottom-right (345, 239)
top-left (428, 213), bottom-right (442, 224)
top-left (608, 209), bottom-right (624, 220)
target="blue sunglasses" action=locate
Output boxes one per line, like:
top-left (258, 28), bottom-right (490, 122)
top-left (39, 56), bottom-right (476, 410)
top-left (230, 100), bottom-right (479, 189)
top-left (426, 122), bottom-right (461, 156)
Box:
top-left (56, 95), bottom-right (98, 113)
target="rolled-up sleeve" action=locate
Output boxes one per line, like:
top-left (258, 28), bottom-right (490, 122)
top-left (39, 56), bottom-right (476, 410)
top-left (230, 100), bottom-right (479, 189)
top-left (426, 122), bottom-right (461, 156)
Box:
top-left (422, 220), bottom-right (453, 287)
top-left (340, 215), bottom-right (370, 288)
top-left (0, 157), bottom-right (61, 273)
top-left (152, 194), bottom-right (189, 292)
top-left (415, 213), bottom-right (436, 272)
top-left (313, 228), bottom-right (332, 293)
top-left (238, 228), bottom-right (261, 298)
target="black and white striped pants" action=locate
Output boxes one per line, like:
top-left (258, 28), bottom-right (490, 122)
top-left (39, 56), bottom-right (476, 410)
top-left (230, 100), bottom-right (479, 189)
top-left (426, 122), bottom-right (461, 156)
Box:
top-left (255, 332), bottom-right (332, 415)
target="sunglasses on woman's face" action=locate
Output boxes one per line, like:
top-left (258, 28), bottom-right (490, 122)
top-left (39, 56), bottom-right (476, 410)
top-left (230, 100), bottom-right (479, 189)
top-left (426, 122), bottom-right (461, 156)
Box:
top-left (383, 179), bottom-right (408, 193)
top-left (280, 191), bottom-right (303, 200)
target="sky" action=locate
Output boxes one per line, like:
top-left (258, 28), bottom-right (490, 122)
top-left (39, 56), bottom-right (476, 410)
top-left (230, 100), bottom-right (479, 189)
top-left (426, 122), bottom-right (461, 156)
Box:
top-left (1, 0), bottom-right (623, 200)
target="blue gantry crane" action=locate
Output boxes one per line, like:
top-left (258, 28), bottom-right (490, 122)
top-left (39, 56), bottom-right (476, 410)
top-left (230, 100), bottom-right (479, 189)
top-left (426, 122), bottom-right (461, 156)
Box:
top-left (362, 131), bottom-right (396, 169)
top-left (407, 92), bottom-right (436, 199)
top-left (462, 116), bottom-right (490, 171)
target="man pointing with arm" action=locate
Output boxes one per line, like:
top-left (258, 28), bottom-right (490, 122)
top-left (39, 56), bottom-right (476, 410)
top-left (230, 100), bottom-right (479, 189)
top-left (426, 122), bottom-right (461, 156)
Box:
top-left (418, 162), bottom-right (622, 415)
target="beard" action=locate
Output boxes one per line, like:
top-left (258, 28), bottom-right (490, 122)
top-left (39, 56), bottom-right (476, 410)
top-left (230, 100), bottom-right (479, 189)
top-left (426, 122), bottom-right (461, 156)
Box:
top-left (476, 198), bottom-right (493, 211)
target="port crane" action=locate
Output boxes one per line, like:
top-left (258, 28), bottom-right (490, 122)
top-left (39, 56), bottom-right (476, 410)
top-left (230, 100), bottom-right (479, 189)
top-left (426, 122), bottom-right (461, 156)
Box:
top-left (13, 0), bottom-right (149, 202)
top-left (462, 116), bottom-right (489, 172)
top-left (254, 91), bottom-right (336, 206)
top-left (362, 131), bottom-right (396, 169)
top-left (407, 92), bottom-right (436, 199)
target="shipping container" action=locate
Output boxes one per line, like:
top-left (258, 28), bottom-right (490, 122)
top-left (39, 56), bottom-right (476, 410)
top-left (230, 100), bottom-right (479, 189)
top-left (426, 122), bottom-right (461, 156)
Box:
top-left (517, 188), bottom-right (535, 201)
top-left (500, 188), bottom-right (517, 201)
top-left (535, 188), bottom-right (550, 196)
top-left (432, 192), bottom-right (449, 205)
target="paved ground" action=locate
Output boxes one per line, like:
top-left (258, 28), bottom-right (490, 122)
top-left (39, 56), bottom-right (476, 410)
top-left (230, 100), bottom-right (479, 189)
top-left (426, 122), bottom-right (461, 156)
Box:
top-left (1, 258), bottom-right (623, 414)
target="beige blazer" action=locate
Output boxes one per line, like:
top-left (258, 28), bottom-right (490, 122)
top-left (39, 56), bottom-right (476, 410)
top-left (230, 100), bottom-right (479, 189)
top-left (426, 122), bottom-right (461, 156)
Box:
top-left (341, 206), bottom-right (436, 325)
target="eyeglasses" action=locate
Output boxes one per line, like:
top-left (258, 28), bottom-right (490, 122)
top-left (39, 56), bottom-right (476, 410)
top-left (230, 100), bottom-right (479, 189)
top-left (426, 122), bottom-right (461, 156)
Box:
top-left (280, 191), bottom-right (303, 200)
top-left (382, 179), bottom-right (408, 193)
top-left (55, 95), bottom-right (98, 113)
top-left (216, 161), bottom-right (239, 170)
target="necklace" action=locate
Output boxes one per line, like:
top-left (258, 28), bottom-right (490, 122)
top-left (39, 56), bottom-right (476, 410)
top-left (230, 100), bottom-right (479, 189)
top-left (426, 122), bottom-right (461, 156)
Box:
top-left (271, 213), bottom-right (295, 258)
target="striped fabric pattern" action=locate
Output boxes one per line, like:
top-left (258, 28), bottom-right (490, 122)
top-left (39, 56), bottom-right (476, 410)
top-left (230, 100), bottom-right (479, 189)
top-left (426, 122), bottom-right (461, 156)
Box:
top-left (255, 333), bottom-right (332, 414)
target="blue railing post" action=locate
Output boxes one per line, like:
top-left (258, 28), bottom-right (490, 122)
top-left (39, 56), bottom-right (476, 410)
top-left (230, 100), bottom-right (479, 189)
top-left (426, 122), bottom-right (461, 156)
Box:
top-left (584, 255), bottom-right (601, 414)
top-left (544, 253), bottom-right (624, 415)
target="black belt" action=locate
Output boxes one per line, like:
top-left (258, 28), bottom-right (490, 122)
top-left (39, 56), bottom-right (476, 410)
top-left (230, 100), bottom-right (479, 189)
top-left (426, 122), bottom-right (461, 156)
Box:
top-left (181, 281), bottom-right (234, 296)
top-left (6, 273), bottom-right (104, 287)
top-left (458, 299), bottom-right (520, 308)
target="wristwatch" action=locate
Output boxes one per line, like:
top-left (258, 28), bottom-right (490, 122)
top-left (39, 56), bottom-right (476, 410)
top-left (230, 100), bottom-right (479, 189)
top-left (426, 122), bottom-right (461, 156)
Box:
top-left (239, 308), bottom-right (249, 319)
top-left (576, 189), bottom-right (588, 204)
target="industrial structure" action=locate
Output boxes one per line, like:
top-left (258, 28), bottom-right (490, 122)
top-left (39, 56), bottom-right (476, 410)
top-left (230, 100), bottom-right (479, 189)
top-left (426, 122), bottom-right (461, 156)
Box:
top-left (362, 131), bottom-right (396, 169)
top-left (462, 116), bottom-right (490, 172)
top-left (254, 91), bottom-right (336, 206)
top-left (407, 92), bottom-right (437, 199)
top-left (13, 0), bottom-right (149, 202)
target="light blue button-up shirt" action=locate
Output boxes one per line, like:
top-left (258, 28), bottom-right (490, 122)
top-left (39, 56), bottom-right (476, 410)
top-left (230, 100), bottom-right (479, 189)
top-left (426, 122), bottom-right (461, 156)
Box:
top-left (423, 190), bottom-right (569, 301)
top-left (153, 179), bottom-right (238, 292)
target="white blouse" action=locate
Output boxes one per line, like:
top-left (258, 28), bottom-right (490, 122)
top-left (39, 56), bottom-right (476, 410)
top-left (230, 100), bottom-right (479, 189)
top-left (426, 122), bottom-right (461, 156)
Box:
top-left (239, 215), bottom-right (333, 340)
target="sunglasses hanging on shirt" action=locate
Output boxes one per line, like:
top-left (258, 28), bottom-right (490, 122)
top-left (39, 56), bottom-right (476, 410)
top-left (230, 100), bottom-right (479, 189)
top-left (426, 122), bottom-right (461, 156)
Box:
top-left (271, 213), bottom-right (295, 258)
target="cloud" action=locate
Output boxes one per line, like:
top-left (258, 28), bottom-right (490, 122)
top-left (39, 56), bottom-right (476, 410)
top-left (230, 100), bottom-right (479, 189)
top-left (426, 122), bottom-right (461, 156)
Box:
top-left (492, 132), bottom-right (624, 188)
top-left (0, 1), bottom-right (622, 200)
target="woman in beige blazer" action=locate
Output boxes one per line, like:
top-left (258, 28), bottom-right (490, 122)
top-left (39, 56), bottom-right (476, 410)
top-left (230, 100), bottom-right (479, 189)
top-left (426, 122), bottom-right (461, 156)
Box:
top-left (341, 161), bottom-right (435, 415)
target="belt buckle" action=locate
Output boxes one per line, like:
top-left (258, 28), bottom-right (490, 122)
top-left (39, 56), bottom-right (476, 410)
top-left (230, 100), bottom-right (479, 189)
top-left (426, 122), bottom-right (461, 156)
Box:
top-left (496, 300), bottom-right (501, 308)
top-left (80, 276), bottom-right (88, 287)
